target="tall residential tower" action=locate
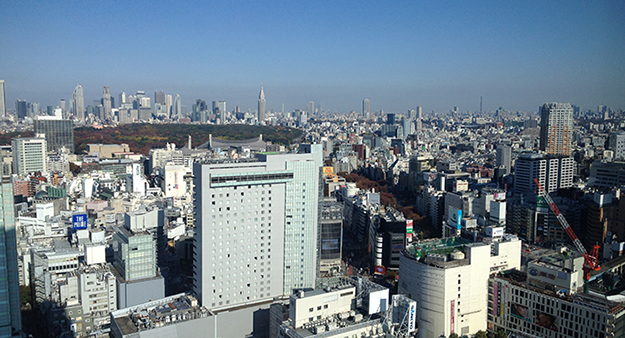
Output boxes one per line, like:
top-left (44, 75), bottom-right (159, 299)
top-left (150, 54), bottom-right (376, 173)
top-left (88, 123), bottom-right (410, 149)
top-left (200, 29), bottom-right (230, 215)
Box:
top-left (539, 102), bottom-right (573, 156)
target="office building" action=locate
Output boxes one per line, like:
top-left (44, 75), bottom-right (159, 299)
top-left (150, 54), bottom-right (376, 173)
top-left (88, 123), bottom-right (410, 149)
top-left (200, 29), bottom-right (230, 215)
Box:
top-left (387, 113), bottom-right (395, 125)
top-left (212, 100), bottom-right (226, 123)
top-left (489, 268), bottom-right (625, 338)
top-left (513, 153), bottom-right (574, 197)
top-left (588, 160), bottom-right (625, 189)
top-left (103, 86), bottom-right (112, 119)
top-left (12, 135), bottom-right (47, 175)
top-left (15, 100), bottom-right (26, 119)
top-left (154, 90), bottom-right (165, 105)
top-left (173, 94), bottom-right (182, 117)
top-left (399, 236), bottom-right (521, 338)
top-left (609, 131), bottom-right (625, 161)
top-left (165, 94), bottom-right (172, 118)
top-left (496, 144), bottom-right (512, 173)
top-left (319, 201), bottom-right (343, 275)
top-left (0, 80), bottom-right (5, 118)
top-left (193, 149), bottom-right (322, 311)
top-left (363, 98), bottom-right (370, 119)
top-left (192, 99), bottom-right (208, 123)
top-left (539, 102), bottom-right (573, 156)
top-left (34, 117), bottom-right (74, 152)
top-left (0, 178), bottom-right (21, 337)
top-left (72, 84), bottom-right (85, 120)
top-left (258, 85), bottom-right (266, 122)
top-left (307, 101), bottom-right (315, 117)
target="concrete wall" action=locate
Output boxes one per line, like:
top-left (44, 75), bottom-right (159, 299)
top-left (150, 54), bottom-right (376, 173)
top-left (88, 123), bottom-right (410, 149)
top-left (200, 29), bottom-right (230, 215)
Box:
top-left (118, 276), bottom-right (165, 309)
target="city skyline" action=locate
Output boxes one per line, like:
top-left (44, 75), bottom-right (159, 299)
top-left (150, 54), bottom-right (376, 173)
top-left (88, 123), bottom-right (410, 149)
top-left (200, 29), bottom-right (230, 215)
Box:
top-left (0, 1), bottom-right (623, 113)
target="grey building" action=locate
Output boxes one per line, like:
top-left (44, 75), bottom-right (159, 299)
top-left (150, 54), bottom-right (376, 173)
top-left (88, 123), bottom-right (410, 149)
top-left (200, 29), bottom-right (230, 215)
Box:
top-left (319, 201), bottom-right (343, 275)
top-left (15, 100), bottom-right (26, 119)
top-left (513, 153), bottom-right (574, 197)
top-left (588, 161), bottom-right (625, 190)
top-left (103, 86), bottom-right (112, 119)
top-left (0, 178), bottom-right (21, 337)
top-left (258, 85), bottom-right (266, 122)
top-left (193, 147), bottom-right (323, 311)
top-left (72, 84), bottom-right (85, 120)
top-left (496, 144), bottom-right (512, 173)
top-left (0, 80), bottom-right (5, 118)
top-left (34, 117), bottom-right (74, 152)
top-left (609, 131), bottom-right (625, 161)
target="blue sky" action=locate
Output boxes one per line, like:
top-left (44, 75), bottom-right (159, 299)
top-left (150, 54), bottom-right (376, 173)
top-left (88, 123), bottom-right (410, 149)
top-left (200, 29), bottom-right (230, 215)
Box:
top-left (1, 0), bottom-right (623, 114)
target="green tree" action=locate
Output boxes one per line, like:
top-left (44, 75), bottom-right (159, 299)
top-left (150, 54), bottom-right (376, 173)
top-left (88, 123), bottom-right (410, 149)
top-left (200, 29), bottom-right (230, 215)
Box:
top-left (475, 330), bottom-right (488, 338)
top-left (496, 329), bottom-right (508, 338)
top-left (20, 285), bottom-right (31, 306)
top-left (449, 334), bottom-right (459, 338)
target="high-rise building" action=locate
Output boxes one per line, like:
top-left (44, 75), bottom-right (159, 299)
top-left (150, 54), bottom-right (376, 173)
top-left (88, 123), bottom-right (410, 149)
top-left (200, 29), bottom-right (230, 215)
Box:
top-left (34, 117), bottom-right (75, 152)
top-left (112, 227), bottom-right (157, 282)
top-left (0, 80), bottom-right (6, 118)
top-left (192, 149), bottom-right (322, 310)
top-left (258, 85), bottom-right (266, 122)
top-left (154, 90), bottom-right (165, 105)
top-left (513, 153), bottom-right (574, 197)
top-left (173, 94), bottom-right (181, 117)
top-left (363, 98), bottom-right (370, 119)
top-left (103, 86), bottom-right (112, 119)
top-left (539, 102), bottom-right (573, 156)
top-left (14, 100), bottom-right (26, 119)
top-left (12, 136), bottom-right (47, 175)
top-left (165, 94), bottom-right (172, 118)
top-left (0, 177), bottom-right (21, 337)
top-left (72, 84), bottom-right (85, 120)
top-left (307, 101), bottom-right (314, 117)
top-left (59, 99), bottom-right (66, 111)
top-left (608, 131), bottom-right (625, 161)
top-left (387, 113), bottom-right (395, 125)
top-left (496, 144), bottom-right (512, 172)
top-left (212, 101), bottom-right (226, 123)
top-left (192, 99), bottom-right (208, 123)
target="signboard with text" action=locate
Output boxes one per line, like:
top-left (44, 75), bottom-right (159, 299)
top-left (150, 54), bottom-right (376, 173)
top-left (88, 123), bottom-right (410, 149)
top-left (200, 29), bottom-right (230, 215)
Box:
top-left (72, 214), bottom-right (88, 230)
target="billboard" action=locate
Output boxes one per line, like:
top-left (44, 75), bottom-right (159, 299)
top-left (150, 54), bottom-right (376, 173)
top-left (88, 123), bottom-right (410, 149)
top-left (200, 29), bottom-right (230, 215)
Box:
top-left (72, 214), bottom-right (88, 230)
top-left (450, 300), bottom-right (455, 333)
top-left (457, 210), bottom-right (462, 230)
top-left (406, 219), bottom-right (413, 234)
top-left (374, 265), bottom-right (386, 275)
top-left (323, 166), bottom-right (334, 174)
top-left (511, 303), bottom-right (530, 322)
top-left (408, 301), bottom-right (416, 333)
top-left (536, 312), bottom-right (558, 332)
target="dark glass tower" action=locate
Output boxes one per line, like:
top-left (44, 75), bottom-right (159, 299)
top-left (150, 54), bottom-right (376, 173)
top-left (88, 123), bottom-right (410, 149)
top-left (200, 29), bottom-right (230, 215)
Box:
top-left (34, 118), bottom-right (74, 152)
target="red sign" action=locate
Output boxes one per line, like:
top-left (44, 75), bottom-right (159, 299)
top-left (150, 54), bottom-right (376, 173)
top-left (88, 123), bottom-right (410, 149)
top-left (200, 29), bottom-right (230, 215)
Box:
top-left (451, 300), bottom-right (455, 333)
top-left (374, 266), bottom-right (386, 275)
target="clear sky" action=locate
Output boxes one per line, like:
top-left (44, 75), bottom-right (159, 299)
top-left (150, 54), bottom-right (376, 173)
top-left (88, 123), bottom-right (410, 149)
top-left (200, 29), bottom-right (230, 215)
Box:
top-left (1, 0), bottom-right (623, 114)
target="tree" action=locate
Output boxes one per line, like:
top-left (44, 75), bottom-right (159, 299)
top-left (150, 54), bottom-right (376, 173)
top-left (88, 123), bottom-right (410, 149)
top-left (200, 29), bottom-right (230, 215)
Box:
top-left (475, 330), bottom-right (488, 338)
top-left (449, 334), bottom-right (459, 338)
top-left (496, 329), bottom-right (508, 338)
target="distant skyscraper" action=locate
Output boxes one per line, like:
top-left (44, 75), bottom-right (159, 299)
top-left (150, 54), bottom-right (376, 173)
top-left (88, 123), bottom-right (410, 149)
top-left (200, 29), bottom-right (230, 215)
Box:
top-left (363, 98), bottom-right (370, 118)
top-left (72, 84), bottom-right (85, 120)
top-left (212, 101), bottom-right (226, 123)
top-left (59, 99), bottom-right (66, 112)
top-left (387, 113), bottom-right (395, 125)
top-left (103, 86), bottom-right (112, 119)
top-left (165, 94), bottom-right (172, 117)
top-left (417, 106), bottom-right (422, 120)
top-left (0, 177), bottom-right (21, 337)
top-left (14, 100), bottom-right (26, 119)
top-left (307, 101), bottom-right (315, 116)
top-left (258, 85), bottom-right (266, 122)
top-left (154, 90), bottom-right (165, 105)
top-left (539, 102), bottom-right (573, 156)
top-left (34, 117), bottom-right (74, 152)
top-left (0, 80), bottom-right (6, 118)
top-left (173, 94), bottom-right (182, 117)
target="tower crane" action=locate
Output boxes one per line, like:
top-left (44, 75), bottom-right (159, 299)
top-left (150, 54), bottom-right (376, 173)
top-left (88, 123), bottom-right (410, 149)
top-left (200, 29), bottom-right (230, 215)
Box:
top-left (533, 179), bottom-right (600, 293)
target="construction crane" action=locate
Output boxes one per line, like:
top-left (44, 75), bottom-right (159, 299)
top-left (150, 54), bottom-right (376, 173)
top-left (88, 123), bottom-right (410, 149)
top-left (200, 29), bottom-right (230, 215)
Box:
top-left (534, 178), bottom-right (600, 293)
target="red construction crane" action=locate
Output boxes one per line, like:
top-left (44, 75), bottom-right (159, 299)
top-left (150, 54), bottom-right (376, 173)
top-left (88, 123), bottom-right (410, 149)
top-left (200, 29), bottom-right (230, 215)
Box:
top-left (533, 179), bottom-right (600, 292)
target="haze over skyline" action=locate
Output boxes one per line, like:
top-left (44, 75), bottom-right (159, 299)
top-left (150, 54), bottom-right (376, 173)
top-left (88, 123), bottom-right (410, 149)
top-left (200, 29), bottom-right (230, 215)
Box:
top-left (1, 0), bottom-right (623, 114)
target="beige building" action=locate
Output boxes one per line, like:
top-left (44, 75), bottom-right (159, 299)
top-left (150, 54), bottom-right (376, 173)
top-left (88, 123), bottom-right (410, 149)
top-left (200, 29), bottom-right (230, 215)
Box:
top-left (87, 143), bottom-right (130, 158)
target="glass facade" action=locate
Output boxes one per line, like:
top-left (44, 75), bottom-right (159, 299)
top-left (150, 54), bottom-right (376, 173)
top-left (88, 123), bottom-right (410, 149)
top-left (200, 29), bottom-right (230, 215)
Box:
top-left (0, 178), bottom-right (21, 337)
top-left (34, 119), bottom-right (74, 152)
top-left (113, 227), bottom-right (157, 281)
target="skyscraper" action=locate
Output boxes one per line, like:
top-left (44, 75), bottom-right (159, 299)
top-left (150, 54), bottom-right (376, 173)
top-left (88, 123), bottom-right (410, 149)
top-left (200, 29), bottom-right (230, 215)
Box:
top-left (539, 102), bottom-right (573, 156)
top-left (0, 80), bottom-right (6, 118)
top-left (192, 149), bottom-right (322, 310)
top-left (14, 100), bottom-right (26, 119)
top-left (173, 94), bottom-right (182, 117)
top-left (307, 101), bottom-right (315, 117)
top-left (72, 84), bottom-right (85, 120)
top-left (212, 101), bottom-right (226, 123)
top-left (363, 98), bottom-right (370, 119)
top-left (0, 177), bottom-right (21, 337)
top-left (258, 85), bottom-right (266, 122)
top-left (34, 117), bottom-right (75, 152)
top-left (12, 135), bottom-right (47, 175)
top-left (103, 86), bottom-right (112, 119)
top-left (496, 144), bottom-right (512, 172)
top-left (154, 90), bottom-right (165, 105)
top-left (165, 94), bottom-right (172, 118)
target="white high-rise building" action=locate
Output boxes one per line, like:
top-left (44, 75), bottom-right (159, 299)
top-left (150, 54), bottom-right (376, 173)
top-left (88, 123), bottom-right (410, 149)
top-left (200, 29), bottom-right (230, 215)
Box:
top-left (258, 86), bottom-right (266, 122)
top-left (513, 153), bottom-right (574, 197)
top-left (193, 148), bottom-right (323, 311)
top-left (609, 131), bottom-right (625, 161)
top-left (165, 94), bottom-right (172, 118)
top-left (399, 236), bottom-right (521, 338)
top-left (72, 84), bottom-right (85, 120)
top-left (0, 80), bottom-right (6, 118)
top-left (12, 135), bottom-right (47, 175)
top-left (173, 94), bottom-right (182, 117)
top-left (103, 86), bottom-right (112, 119)
top-left (362, 98), bottom-right (370, 118)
